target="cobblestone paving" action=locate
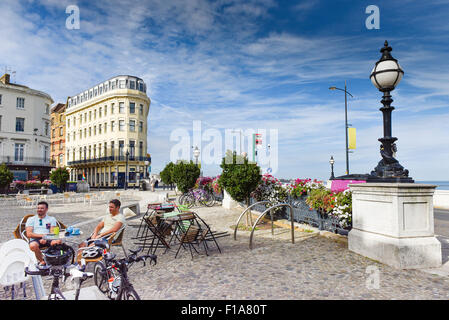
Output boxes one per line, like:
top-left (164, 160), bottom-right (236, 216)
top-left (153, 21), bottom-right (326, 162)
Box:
top-left (1, 191), bottom-right (449, 300)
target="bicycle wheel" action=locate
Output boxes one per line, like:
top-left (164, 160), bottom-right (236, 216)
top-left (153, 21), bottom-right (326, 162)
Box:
top-left (203, 191), bottom-right (215, 207)
top-left (121, 286), bottom-right (141, 300)
top-left (93, 261), bottom-right (109, 293)
top-left (183, 193), bottom-right (195, 209)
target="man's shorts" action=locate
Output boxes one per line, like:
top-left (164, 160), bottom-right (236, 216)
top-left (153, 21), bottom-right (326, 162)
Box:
top-left (30, 238), bottom-right (51, 249)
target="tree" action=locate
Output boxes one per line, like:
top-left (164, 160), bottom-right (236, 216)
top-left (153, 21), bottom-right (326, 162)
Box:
top-left (172, 161), bottom-right (200, 194)
top-left (219, 150), bottom-right (261, 225)
top-left (160, 162), bottom-right (175, 189)
top-left (0, 163), bottom-right (13, 193)
top-left (50, 167), bottom-right (70, 192)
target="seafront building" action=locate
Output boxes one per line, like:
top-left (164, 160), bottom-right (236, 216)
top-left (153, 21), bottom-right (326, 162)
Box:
top-left (0, 73), bottom-right (53, 180)
top-left (65, 75), bottom-right (151, 188)
top-left (50, 103), bottom-right (66, 168)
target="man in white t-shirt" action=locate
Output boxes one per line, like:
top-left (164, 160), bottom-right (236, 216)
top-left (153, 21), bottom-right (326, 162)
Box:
top-left (79, 199), bottom-right (126, 249)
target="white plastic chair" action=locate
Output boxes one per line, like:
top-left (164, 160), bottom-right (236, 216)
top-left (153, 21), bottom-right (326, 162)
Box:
top-left (0, 239), bottom-right (45, 300)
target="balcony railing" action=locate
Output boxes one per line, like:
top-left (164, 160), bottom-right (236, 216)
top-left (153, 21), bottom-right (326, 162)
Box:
top-left (67, 155), bottom-right (151, 166)
top-left (0, 156), bottom-right (50, 166)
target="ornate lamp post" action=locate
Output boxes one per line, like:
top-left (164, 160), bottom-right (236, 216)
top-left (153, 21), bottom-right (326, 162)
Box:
top-left (368, 41), bottom-right (413, 182)
top-left (329, 156), bottom-right (335, 180)
top-left (193, 146), bottom-right (200, 166)
top-left (329, 82), bottom-right (353, 175)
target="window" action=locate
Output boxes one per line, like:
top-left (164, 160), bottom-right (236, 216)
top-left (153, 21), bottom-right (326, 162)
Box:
top-left (59, 126), bottom-right (63, 136)
top-left (59, 154), bottom-right (63, 164)
top-left (119, 80), bottom-right (126, 89)
top-left (0, 115), bottom-right (2, 131)
top-left (99, 124), bottom-right (102, 134)
top-left (119, 120), bottom-right (125, 131)
top-left (73, 117), bottom-right (76, 126)
top-left (93, 144), bottom-right (96, 158)
top-left (130, 81), bottom-right (135, 89)
top-left (15, 118), bottom-right (25, 132)
top-left (17, 97), bottom-right (25, 109)
top-left (111, 103), bottom-right (114, 114)
top-left (129, 120), bottom-right (135, 132)
top-left (139, 121), bottom-right (143, 132)
top-left (59, 114), bottom-right (63, 122)
top-left (111, 121), bottom-right (115, 132)
top-left (94, 125), bottom-right (96, 135)
top-left (104, 105), bottom-right (107, 116)
top-left (52, 142), bottom-right (55, 151)
top-left (52, 129), bottom-right (55, 138)
top-left (104, 122), bottom-right (107, 133)
top-left (139, 141), bottom-right (144, 157)
top-left (119, 140), bottom-right (124, 156)
top-left (129, 102), bottom-right (135, 114)
top-left (73, 132), bottom-right (76, 141)
top-left (99, 107), bottom-right (102, 118)
top-left (104, 142), bottom-right (107, 157)
top-left (99, 86), bottom-right (103, 95)
top-left (89, 111), bottom-right (92, 121)
top-left (0, 94), bottom-right (2, 105)
top-left (111, 141), bottom-right (115, 157)
top-left (89, 127), bottom-right (91, 137)
top-left (111, 81), bottom-right (116, 89)
top-left (43, 146), bottom-right (49, 161)
top-left (129, 140), bottom-right (135, 158)
top-left (44, 122), bottom-right (49, 136)
top-left (119, 102), bottom-right (124, 113)
top-left (94, 109), bottom-right (96, 120)
top-left (59, 140), bottom-right (63, 150)
top-left (14, 143), bottom-right (24, 161)
top-left (67, 118), bottom-right (70, 128)
top-left (45, 104), bottom-right (50, 115)
top-left (139, 104), bottom-right (143, 115)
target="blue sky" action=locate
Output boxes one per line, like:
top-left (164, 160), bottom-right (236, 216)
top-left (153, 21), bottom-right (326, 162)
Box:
top-left (1, 0), bottom-right (448, 180)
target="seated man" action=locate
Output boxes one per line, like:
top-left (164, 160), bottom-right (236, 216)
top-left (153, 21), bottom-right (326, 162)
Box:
top-left (26, 201), bottom-right (62, 265)
top-left (79, 199), bottom-right (126, 249)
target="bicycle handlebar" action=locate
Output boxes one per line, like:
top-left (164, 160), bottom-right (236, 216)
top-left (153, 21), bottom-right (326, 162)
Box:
top-left (24, 266), bottom-right (49, 276)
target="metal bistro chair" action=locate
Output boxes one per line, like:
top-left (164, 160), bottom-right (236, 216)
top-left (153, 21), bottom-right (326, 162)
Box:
top-left (133, 210), bottom-right (173, 255)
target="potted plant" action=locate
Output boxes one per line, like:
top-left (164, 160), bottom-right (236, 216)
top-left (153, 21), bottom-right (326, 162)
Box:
top-left (50, 167), bottom-right (70, 193)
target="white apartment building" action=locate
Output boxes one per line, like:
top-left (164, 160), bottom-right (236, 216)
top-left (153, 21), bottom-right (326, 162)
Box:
top-left (0, 73), bottom-right (53, 181)
top-left (65, 75), bottom-right (151, 188)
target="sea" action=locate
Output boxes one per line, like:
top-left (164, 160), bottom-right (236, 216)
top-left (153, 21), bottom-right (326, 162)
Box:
top-left (416, 181), bottom-right (449, 190)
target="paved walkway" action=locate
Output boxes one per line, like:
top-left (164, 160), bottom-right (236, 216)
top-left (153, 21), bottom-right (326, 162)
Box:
top-left (1, 190), bottom-right (449, 300)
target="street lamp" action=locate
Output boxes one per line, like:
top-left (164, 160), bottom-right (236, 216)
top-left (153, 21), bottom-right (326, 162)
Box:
top-left (193, 146), bottom-right (200, 166)
top-left (329, 81), bottom-right (353, 175)
top-left (125, 149), bottom-right (129, 190)
top-left (329, 156), bottom-right (335, 180)
top-left (144, 160), bottom-right (149, 178)
top-left (368, 41), bottom-right (413, 182)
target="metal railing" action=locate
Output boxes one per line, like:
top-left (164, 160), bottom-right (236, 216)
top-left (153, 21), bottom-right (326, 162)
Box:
top-left (67, 155), bottom-right (150, 166)
top-left (0, 156), bottom-right (50, 166)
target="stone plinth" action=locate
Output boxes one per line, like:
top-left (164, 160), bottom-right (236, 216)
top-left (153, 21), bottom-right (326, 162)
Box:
top-left (348, 183), bottom-right (442, 269)
top-left (222, 190), bottom-right (239, 209)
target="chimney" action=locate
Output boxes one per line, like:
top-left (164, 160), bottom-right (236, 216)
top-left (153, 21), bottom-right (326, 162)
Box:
top-left (0, 73), bottom-right (10, 84)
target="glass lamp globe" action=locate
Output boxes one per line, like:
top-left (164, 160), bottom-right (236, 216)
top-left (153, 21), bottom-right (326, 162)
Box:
top-left (370, 41), bottom-right (404, 91)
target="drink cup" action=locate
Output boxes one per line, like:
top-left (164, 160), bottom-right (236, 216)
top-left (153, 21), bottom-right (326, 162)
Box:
top-left (53, 226), bottom-right (59, 235)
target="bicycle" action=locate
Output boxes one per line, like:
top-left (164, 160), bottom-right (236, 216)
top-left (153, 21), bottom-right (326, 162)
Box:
top-left (24, 260), bottom-right (93, 300)
top-left (179, 188), bottom-right (215, 208)
top-left (93, 247), bottom-right (157, 300)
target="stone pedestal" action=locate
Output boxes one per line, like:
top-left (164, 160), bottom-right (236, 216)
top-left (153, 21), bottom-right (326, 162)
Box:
top-left (348, 183), bottom-right (442, 269)
top-left (222, 190), bottom-right (239, 209)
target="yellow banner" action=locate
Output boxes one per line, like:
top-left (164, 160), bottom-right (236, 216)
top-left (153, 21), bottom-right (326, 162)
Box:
top-left (348, 127), bottom-right (356, 149)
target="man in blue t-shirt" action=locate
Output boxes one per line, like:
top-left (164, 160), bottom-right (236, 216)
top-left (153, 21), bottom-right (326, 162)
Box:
top-left (25, 201), bottom-right (62, 265)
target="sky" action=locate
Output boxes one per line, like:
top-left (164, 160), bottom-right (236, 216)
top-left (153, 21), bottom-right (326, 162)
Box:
top-left (0, 0), bottom-right (448, 181)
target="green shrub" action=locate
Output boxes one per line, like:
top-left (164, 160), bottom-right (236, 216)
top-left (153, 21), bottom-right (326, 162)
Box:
top-left (172, 161), bottom-right (200, 193)
top-left (160, 162), bottom-right (175, 186)
top-left (0, 163), bottom-right (13, 191)
top-left (50, 167), bottom-right (70, 191)
top-left (218, 150), bottom-right (261, 203)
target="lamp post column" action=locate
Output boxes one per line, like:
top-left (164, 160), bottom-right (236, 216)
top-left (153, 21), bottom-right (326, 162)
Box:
top-left (344, 81), bottom-right (349, 175)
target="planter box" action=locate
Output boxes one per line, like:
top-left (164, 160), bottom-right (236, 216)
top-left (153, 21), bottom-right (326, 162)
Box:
top-left (67, 183), bottom-right (77, 192)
